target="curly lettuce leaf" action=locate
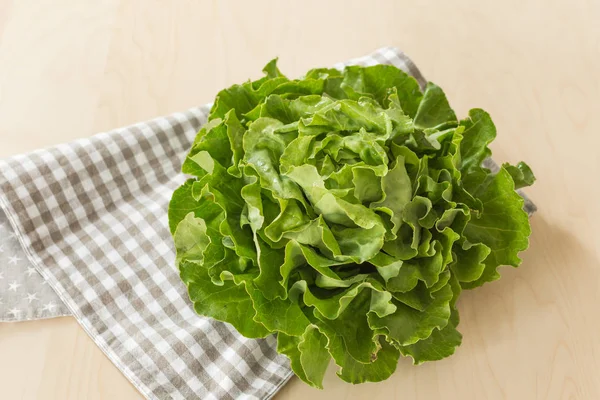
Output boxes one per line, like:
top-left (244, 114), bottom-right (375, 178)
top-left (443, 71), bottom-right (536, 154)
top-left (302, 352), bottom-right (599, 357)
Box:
top-left (169, 59), bottom-right (535, 388)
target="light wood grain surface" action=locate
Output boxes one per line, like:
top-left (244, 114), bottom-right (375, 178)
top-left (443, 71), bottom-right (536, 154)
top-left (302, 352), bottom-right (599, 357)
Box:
top-left (1, 1), bottom-right (599, 399)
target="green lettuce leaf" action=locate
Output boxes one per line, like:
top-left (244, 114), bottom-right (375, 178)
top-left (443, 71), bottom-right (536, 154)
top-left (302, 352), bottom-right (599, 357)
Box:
top-left (169, 59), bottom-right (535, 388)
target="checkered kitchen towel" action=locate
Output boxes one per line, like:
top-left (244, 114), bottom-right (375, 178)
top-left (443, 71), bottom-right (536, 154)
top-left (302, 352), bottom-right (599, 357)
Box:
top-left (0, 47), bottom-right (536, 399)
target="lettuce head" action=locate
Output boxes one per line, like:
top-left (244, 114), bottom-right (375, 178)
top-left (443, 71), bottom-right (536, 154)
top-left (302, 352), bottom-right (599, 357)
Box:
top-left (168, 61), bottom-right (535, 388)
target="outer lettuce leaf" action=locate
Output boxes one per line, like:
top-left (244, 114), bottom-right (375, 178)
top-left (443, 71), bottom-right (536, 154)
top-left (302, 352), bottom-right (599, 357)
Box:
top-left (400, 309), bottom-right (462, 363)
top-left (313, 288), bottom-right (380, 363)
top-left (503, 161), bottom-right (536, 189)
top-left (413, 82), bottom-right (457, 130)
top-left (399, 274), bottom-right (463, 363)
top-left (297, 325), bottom-right (332, 388)
top-left (461, 168), bottom-right (531, 288)
top-left (277, 332), bottom-right (310, 384)
top-left (175, 215), bottom-right (269, 338)
top-left (169, 59), bottom-right (535, 388)
top-left (336, 338), bottom-right (400, 383)
top-left (368, 282), bottom-right (453, 346)
top-left (341, 65), bottom-right (423, 117)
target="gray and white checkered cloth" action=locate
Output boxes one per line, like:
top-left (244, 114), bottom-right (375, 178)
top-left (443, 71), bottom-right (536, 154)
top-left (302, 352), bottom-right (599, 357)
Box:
top-left (0, 47), bottom-right (535, 399)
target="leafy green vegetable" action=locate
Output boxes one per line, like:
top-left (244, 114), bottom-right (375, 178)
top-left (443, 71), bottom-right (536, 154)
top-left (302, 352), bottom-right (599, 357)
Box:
top-left (169, 61), bottom-right (535, 388)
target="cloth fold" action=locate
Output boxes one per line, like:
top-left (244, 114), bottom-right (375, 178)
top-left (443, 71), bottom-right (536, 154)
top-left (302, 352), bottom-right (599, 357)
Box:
top-left (0, 47), bottom-right (535, 399)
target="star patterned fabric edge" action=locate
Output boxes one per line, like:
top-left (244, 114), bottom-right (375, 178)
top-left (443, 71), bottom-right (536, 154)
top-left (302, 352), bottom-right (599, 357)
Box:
top-left (0, 209), bottom-right (70, 322)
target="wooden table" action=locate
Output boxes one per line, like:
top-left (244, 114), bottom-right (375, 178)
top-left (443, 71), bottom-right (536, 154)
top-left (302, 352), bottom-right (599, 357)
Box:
top-left (1, 1), bottom-right (599, 399)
